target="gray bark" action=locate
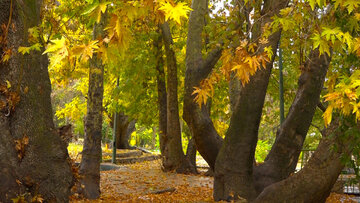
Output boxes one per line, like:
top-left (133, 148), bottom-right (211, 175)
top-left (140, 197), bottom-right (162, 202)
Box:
top-left (254, 49), bottom-right (331, 193)
top-left (214, 0), bottom-right (289, 200)
top-left (183, 0), bottom-right (223, 170)
top-left (255, 118), bottom-right (355, 202)
top-left (79, 11), bottom-right (106, 199)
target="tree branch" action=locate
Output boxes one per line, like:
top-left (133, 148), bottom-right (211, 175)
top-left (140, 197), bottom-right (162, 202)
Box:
top-left (199, 45), bottom-right (223, 77)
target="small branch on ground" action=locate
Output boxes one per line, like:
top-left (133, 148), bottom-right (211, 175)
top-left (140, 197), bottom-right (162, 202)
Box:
top-left (151, 187), bottom-right (176, 194)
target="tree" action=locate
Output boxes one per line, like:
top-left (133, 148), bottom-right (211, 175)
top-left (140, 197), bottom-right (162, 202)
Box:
top-left (0, 0), bottom-right (73, 202)
top-left (111, 112), bottom-right (135, 149)
top-left (161, 21), bottom-right (196, 173)
top-left (154, 27), bottom-right (167, 155)
top-left (184, 0), bottom-right (360, 201)
top-left (79, 10), bottom-right (106, 199)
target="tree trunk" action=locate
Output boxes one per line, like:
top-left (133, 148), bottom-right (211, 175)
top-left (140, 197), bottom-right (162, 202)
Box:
top-left (213, 0), bottom-right (288, 200)
top-left (186, 138), bottom-right (197, 172)
top-left (154, 28), bottom-right (167, 155)
top-left (254, 49), bottom-right (331, 193)
top-left (183, 122), bottom-right (197, 172)
top-left (114, 113), bottom-right (135, 149)
top-left (79, 12), bottom-right (106, 199)
top-left (183, 0), bottom-right (223, 170)
top-left (161, 22), bottom-right (195, 173)
top-left (0, 0), bottom-right (73, 202)
top-left (255, 119), bottom-right (355, 202)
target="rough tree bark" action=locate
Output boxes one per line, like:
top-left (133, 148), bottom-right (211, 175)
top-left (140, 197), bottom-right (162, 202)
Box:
top-left (183, 0), bottom-right (223, 170)
top-left (255, 118), bottom-right (356, 202)
top-left (0, 0), bottom-right (73, 202)
top-left (79, 12), bottom-right (106, 199)
top-left (254, 49), bottom-right (331, 193)
top-left (214, 0), bottom-right (289, 200)
top-left (161, 22), bottom-right (195, 173)
top-left (112, 113), bottom-right (135, 149)
top-left (154, 29), bottom-right (167, 154)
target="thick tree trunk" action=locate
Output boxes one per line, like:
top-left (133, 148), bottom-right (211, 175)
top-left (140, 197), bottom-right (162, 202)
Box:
top-left (161, 22), bottom-right (195, 173)
top-left (79, 13), bottom-right (106, 199)
top-left (254, 49), bottom-right (331, 193)
top-left (154, 30), bottom-right (167, 154)
top-left (114, 113), bottom-right (135, 149)
top-left (213, 0), bottom-right (288, 200)
top-left (0, 0), bottom-right (73, 202)
top-left (183, 0), bottom-right (223, 170)
top-left (255, 119), bottom-right (354, 202)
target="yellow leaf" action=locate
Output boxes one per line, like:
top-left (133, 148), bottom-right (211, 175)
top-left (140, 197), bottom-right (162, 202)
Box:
top-left (6, 80), bottom-right (11, 88)
top-left (18, 47), bottom-right (31, 55)
top-left (1, 49), bottom-right (12, 62)
top-left (159, 2), bottom-right (192, 24)
top-left (324, 92), bottom-right (341, 102)
top-left (323, 105), bottom-right (333, 127)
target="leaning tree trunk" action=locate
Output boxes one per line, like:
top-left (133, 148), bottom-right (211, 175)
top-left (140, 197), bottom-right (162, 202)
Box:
top-left (161, 22), bottom-right (195, 173)
top-left (255, 118), bottom-right (356, 202)
top-left (79, 12), bottom-right (106, 199)
top-left (0, 0), bottom-right (73, 202)
top-left (154, 30), bottom-right (167, 154)
top-left (214, 0), bottom-right (288, 201)
top-left (183, 0), bottom-right (223, 170)
top-left (254, 49), bottom-right (331, 193)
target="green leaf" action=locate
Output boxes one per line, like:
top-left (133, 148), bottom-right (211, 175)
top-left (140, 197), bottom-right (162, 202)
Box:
top-left (18, 47), bottom-right (31, 55)
top-left (312, 33), bottom-right (331, 55)
top-left (344, 0), bottom-right (360, 13)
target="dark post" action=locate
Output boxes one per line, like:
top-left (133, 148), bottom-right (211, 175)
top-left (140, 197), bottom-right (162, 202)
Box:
top-left (112, 77), bottom-right (119, 163)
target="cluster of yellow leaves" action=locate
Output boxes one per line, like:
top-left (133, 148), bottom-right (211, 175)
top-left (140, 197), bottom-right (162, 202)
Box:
top-left (311, 26), bottom-right (355, 55)
top-left (221, 41), bottom-right (271, 86)
top-left (55, 97), bottom-right (87, 122)
top-left (323, 70), bottom-right (360, 126)
top-left (82, 1), bottom-right (110, 23)
top-left (105, 14), bottom-right (133, 52)
top-left (192, 72), bottom-right (221, 108)
top-left (158, 0), bottom-right (192, 25)
top-left (308, 0), bottom-right (360, 13)
top-left (332, 0), bottom-right (360, 14)
top-left (192, 40), bottom-right (271, 107)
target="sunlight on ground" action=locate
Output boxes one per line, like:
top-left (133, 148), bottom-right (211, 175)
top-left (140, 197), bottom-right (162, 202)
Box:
top-left (71, 160), bottom-right (215, 202)
top-left (68, 145), bottom-right (357, 203)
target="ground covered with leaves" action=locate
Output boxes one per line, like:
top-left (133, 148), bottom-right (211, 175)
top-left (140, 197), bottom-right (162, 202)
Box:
top-left (68, 158), bottom-right (360, 202)
top-left (71, 160), bottom-right (214, 202)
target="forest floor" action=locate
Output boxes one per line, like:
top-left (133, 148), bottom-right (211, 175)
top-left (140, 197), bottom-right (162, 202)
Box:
top-left (70, 159), bottom-right (216, 202)
top-left (68, 145), bottom-right (358, 203)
